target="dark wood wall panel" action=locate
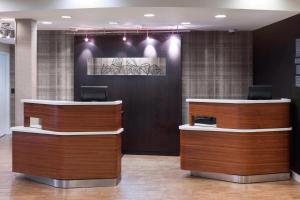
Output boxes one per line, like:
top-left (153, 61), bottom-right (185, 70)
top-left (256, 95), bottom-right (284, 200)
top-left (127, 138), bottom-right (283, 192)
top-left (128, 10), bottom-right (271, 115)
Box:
top-left (253, 14), bottom-right (300, 173)
top-left (180, 130), bottom-right (290, 175)
top-left (74, 34), bottom-right (181, 155)
top-left (13, 132), bottom-right (121, 180)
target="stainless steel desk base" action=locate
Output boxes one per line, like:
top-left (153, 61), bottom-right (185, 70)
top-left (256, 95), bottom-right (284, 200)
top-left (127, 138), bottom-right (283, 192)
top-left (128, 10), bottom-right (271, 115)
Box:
top-left (24, 175), bottom-right (121, 188)
top-left (191, 171), bottom-right (290, 184)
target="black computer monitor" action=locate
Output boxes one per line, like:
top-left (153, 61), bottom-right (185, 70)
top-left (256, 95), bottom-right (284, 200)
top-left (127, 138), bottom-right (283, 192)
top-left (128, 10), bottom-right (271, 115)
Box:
top-left (248, 85), bottom-right (272, 100)
top-left (80, 86), bottom-right (108, 101)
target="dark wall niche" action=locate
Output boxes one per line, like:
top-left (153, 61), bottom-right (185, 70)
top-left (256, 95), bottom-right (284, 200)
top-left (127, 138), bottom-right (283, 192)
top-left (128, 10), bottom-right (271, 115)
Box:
top-left (253, 14), bottom-right (300, 173)
top-left (74, 34), bottom-right (182, 155)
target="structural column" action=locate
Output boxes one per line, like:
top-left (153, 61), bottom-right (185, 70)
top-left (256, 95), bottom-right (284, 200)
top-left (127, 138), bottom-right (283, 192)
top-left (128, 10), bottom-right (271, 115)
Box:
top-left (15, 19), bottom-right (37, 126)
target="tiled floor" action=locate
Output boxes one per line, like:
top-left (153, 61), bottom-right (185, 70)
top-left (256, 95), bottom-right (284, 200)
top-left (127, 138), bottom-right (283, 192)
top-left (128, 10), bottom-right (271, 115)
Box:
top-left (1, 135), bottom-right (300, 200)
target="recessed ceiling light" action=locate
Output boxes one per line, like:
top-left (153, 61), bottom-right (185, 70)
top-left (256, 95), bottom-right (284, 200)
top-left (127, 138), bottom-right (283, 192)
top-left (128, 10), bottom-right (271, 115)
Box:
top-left (0, 18), bottom-right (14, 21)
top-left (181, 22), bottom-right (191, 25)
top-left (61, 15), bottom-right (72, 19)
top-left (41, 21), bottom-right (52, 25)
top-left (144, 13), bottom-right (155, 17)
top-left (109, 21), bottom-right (118, 25)
top-left (215, 14), bottom-right (227, 19)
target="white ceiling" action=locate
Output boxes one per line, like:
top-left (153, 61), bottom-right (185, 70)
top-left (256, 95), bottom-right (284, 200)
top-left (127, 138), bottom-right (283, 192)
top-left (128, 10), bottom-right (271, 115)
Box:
top-left (1, 0), bottom-right (300, 12)
top-left (0, 7), bottom-right (298, 31)
top-left (0, 0), bottom-right (299, 32)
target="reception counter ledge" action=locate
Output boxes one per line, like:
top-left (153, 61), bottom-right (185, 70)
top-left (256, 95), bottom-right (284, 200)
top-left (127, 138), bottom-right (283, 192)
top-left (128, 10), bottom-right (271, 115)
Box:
top-left (180, 98), bottom-right (292, 183)
top-left (22, 99), bottom-right (122, 132)
top-left (12, 99), bottom-right (123, 188)
top-left (187, 98), bottom-right (290, 129)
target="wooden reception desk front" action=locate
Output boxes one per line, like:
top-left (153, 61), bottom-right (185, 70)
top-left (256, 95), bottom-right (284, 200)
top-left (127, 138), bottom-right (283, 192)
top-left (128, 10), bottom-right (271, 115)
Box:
top-left (180, 98), bottom-right (292, 183)
top-left (12, 99), bottom-right (123, 188)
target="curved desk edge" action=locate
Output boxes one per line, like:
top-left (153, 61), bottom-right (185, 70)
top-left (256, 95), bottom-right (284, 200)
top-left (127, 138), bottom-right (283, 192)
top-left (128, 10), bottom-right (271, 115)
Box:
top-left (179, 124), bottom-right (292, 133)
top-left (11, 126), bottom-right (124, 135)
top-left (21, 99), bottom-right (122, 105)
top-left (186, 98), bottom-right (291, 104)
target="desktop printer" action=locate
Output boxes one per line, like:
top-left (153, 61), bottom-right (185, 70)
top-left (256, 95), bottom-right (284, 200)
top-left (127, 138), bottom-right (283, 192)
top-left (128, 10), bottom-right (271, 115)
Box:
top-left (192, 116), bottom-right (216, 127)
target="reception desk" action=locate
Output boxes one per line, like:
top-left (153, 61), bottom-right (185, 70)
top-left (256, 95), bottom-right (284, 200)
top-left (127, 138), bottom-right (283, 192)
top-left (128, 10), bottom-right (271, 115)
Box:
top-left (180, 98), bottom-right (292, 183)
top-left (23, 99), bottom-right (122, 131)
top-left (12, 99), bottom-right (123, 188)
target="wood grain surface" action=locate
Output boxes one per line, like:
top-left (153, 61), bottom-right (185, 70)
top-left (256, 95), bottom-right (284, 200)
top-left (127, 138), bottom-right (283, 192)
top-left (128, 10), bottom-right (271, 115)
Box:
top-left (180, 130), bottom-right (290, 176)
top-left (2, 135), bottom-right (300, 199)
top-left (12, 132), bottom-right (121, 180)
top-left (189, 102), bottom-right (290, 129)
top-left (24, 103), bottom-right (122, 132)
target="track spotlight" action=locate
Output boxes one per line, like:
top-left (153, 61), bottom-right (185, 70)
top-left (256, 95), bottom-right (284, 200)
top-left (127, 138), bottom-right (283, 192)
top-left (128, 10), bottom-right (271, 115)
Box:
top-left (123, 32), bottom-right (126, 41)
top-left (146, 31), bottom-right (150, 41)
top-left (84, 34), bottom-right (89, 42)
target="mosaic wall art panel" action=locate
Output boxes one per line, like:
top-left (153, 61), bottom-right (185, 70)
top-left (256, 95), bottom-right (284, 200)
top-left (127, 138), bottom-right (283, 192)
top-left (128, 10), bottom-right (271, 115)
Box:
top-left (87, 57), bottom-right (166, 76)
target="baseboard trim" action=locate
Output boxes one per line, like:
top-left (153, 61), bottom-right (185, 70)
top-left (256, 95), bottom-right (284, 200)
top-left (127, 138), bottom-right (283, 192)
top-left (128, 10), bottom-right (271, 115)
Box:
top-left (292, 171), bottom-right (300, 183)
top-left (191, 171), bottom-right (290, 184)
top-left (25, 174), bottom-right (121, 188)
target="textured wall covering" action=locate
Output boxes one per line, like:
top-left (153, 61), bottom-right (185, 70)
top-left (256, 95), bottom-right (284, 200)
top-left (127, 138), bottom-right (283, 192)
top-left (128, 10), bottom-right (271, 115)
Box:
top-left (37, 31), bottom-right (74, 100)
top-left (4, 31), bottom-right (74, 126)
top-left (8, 31), bottom-right (252, 126)
top-left (182, 31), bottom-right (253, 122)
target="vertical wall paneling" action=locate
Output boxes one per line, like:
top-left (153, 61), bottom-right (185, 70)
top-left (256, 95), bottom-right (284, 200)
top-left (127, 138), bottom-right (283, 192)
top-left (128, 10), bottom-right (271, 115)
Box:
top-left (182, 31), bottom-right (253, 122)
top-left (37, 31), bottom-right (74, 100)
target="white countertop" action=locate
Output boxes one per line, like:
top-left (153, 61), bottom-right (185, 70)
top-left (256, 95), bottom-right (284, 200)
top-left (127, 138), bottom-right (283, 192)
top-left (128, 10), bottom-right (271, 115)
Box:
top-left (11, 126), bottom-right (123, 136)
top-left (186, 98), bottom-right (291, 104)
top-left (21, 99), bottom-right (122, 105)
top-left (179, 124), bottom-right (292, 133)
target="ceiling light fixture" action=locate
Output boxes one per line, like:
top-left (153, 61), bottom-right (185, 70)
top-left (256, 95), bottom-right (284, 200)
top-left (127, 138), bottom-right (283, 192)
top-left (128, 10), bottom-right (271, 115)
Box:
top-left (79, 27), bottom-right (94, 30)
top-left (181, 22), bottom-right (191, 25)
top-left (215, 14), bottom-right (227, 19)
top-left (144, 13), bottom-right (155, 17)
top-left (123, 32), bottom-right (126, 41)
top-left (228, 29), bottom-right (237, 33)
top-left (41, 21), bottom-right (53, 25)
top-left (84, 34), bottom-right (89, 42)
top-left (109, 21), bottom-right (118, 25)
top-left (61, 15), bottom-right (72, 19)
top-left (146, 31), bottom-right (150, 40)
top-left (0, 18), bottom-right (14, 21)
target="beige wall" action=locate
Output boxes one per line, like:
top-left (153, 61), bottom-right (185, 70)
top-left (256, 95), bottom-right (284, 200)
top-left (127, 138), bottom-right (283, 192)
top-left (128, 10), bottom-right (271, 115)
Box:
top-left (15, 19), bottom-right (37, 126)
